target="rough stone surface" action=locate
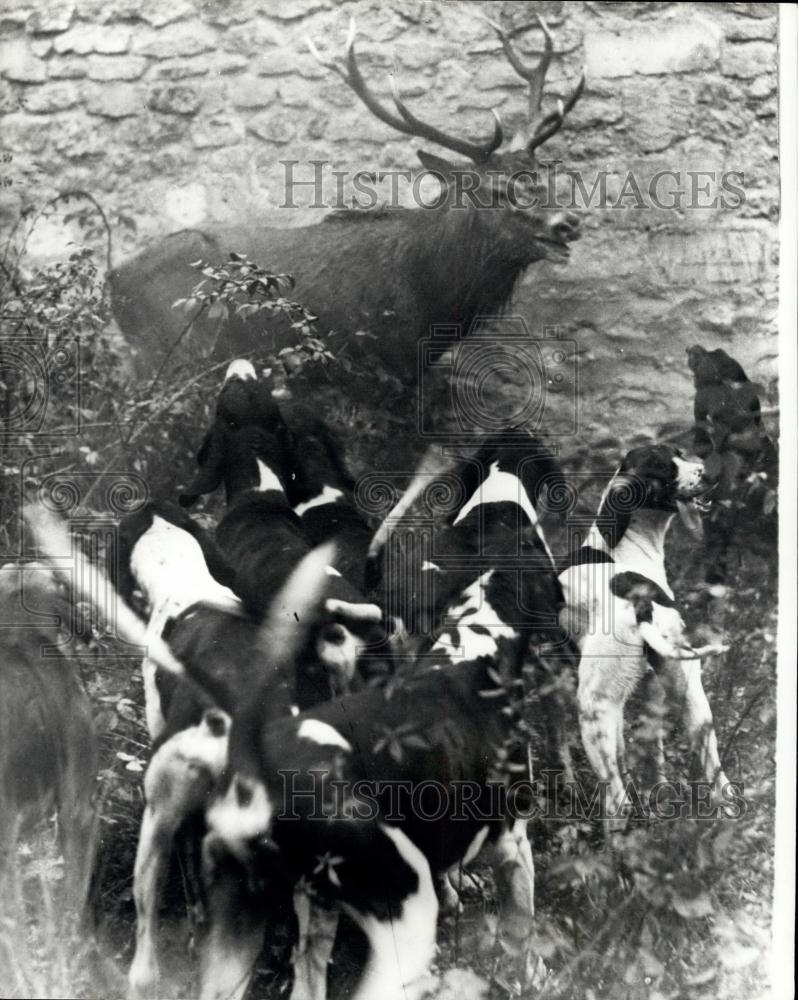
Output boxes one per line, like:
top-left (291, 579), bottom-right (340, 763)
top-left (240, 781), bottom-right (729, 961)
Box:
top-left (146, 85), bottom-right (202, 115)
top-left (139, 0), bottom-right (195, 28)
top-left (85, 83), bottom-right (141, 118)
top-left (53, 25), bottom-right (131, 54)
top-left (25, 1), bottom-right (74, 34)
top-left (47, 57), bottom-right (87, 78)
top-left (228, 75), bottom-right (280, 109)
top-left (191, 117), bottom-right (245, 148)
top-left (721, 41), bottom-right (775, 80)
top-left (22, 81), bottom-right (80, 113)
top-left (0, 0), bottom-right (779, 440)
top-left (585, 18), bottom-right (722, 78)
top-left (133, 23), bottom-right (217, 59)
top-left (87, 55), bottom-right (148, 82)
top-left (0, 38), bottom-right (47, 82)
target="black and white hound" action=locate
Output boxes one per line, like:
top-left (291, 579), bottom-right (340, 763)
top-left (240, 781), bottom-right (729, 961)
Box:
top-left (186, 564), bottom-right (553, 1000)
top-left (182, 359), bottom-right (373, 590)
top-left (558, 444), bottom-right (728, 832)
top-left (115, 503), bottom-right (256, 998)
top-left (116, 500), bottom-right (376, 997)
top-left (181, 435), bottom-right (566, 1000)
top-left (375, 432), bottom-right (564, 646)
top-left (180, 360), bottom-right (392, 698)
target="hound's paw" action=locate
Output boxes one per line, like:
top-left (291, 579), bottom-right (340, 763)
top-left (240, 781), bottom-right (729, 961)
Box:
top-left (435, 874), bottom-right (463, 916)
top-left (431, 967), bottom-right (489, 999)
top-left (127, 966), bottom-right (159, 1000)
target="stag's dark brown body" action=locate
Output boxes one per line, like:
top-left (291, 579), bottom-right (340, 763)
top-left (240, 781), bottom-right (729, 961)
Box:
top-left (109, 14), bottom-right (584, 388)
top-left (110, 201), bottom-right (564, 379)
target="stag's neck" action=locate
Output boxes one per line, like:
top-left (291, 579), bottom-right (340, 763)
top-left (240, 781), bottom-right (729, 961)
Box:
top-left (414, 207), bottom-right (525, 321)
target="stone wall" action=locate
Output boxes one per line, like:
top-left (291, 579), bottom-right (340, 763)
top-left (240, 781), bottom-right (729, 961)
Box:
top-left (0, 0), bottom-right (779, 442)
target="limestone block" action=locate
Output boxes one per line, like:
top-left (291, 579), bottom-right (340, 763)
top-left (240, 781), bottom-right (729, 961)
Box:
top-left (585, 19), bottom-right (722, 78)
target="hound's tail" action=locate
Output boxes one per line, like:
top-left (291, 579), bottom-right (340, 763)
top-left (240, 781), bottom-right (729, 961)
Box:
top-left (24, 504), bottom-right (185, 678)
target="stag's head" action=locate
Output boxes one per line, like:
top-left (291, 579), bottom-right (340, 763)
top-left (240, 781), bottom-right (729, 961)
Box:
top-left (309, 14), bottom-right (584, 266)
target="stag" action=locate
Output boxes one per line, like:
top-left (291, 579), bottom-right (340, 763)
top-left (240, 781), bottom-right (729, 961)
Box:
top-left (109, 14), bottom-right (584, 386)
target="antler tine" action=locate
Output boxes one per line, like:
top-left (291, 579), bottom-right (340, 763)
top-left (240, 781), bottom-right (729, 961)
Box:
top-left (476, 10), bottom-right (552, 121)
top-left (390, 77), bottom-right (503, 163)
top-left (527, 71), bottom-right (586, 152)
top-left (308, 16), bottom-right (503, 163)
top-left (307, 18), bottom-right (410, 135)
top-left (476, 8), bottom-right (584, 154)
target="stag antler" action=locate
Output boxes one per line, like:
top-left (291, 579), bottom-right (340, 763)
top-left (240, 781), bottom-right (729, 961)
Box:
top-left (307, 18), bottom-right (503, 164)
top-left (476, 10), bottom-right (585, 153)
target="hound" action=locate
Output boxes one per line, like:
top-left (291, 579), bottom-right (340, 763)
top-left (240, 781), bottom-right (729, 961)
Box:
top-left (182, 359), bottom-right (373, 589)
top-left (185, 432), bottom-right (567, 1000)
top-left (115, 503), bottom-right (255, 998)
top-left (374, 431), bottom-right (564, 646)
top-left (558, 444), bottom-right (729, 833)
top-left (184, 554), bottom-right (554, 1000)
top-left (180, 361), bottom-right (394, 699)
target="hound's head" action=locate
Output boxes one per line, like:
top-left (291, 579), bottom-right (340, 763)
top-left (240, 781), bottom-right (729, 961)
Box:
top-left (296, 582), bottom-right (393, 706)
top-left (180, 361), bottom-right (296, 506)
top-left (598, 444), bottom-right (712, 545)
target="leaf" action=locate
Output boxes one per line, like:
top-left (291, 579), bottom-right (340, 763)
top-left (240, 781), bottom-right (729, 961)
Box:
top-left (686, 969), bottom-right (717, 986)
top-left (671, 892), bottom-right (714, 918)
top-left (116, 698), bottom-right (138, 722)
top-left (401, 733), bottom-right (431, 751)
top-left (207, 300), bottom-right (229, 320)
top-left (93, 708), bottom-right (118, 732)
top-left (719, 945), bottom-right (760, 970)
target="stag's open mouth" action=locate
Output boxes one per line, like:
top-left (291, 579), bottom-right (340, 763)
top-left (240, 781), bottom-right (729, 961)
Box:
top-left (536, 237), bottom-right (572, 261)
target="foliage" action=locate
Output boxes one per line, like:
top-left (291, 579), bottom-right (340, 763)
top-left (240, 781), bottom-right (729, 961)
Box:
top-left (173, 253), bottom-right (335, 386)
top-left (0, 207), bottom-right (780, 999)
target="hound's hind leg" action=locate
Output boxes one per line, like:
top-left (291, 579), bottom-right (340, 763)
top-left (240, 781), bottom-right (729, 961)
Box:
top-left (129, 711), bottom-right (229, 1000)
top-left (343, 826), bottom-right (438, 1000)
top-left (198, 833), bottom-right (266, 1000)
top-left (659, 656), bottom-right (728, 794)
top-left (486, 819), bottom-right (543, 987)
top-left (290, 888), bottom-right (339, 1000)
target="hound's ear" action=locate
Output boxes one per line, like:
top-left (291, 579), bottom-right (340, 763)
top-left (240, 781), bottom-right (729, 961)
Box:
top-left (179, 423), bottom-right (226, 508)
top-left (179, 515), bottom-right (237, 588)
top-left (596, 475), bottom-right (636, 548)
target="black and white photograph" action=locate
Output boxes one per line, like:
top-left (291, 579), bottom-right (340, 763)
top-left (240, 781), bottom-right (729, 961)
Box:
top-left (0, 2), bottom-right (795, 998)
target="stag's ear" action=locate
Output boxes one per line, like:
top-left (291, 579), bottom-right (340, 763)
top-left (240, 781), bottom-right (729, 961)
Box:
top-left (417, 149), bottom-right (459, 188)
top-left (179, 423), bottom-right (226, 508)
